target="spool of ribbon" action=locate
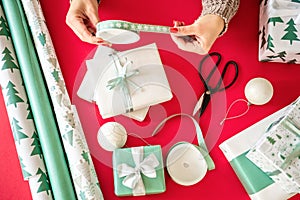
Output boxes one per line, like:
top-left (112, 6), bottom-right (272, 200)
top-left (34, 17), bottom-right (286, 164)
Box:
top-left (117, 146), bottom-right (160, 196)
top-left (152, 113), bottom-right (215, 186)
top-left (96, 20), bottom-right (170, 44)
top-left (107, 54), bottom-right (140, 113)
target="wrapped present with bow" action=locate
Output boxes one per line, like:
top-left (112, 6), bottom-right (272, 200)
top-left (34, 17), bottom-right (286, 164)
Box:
top-left (92, 43), bottom-right (172, 119)
top-left (259, 0), bottom-right (300, 64)
top-left (246, 97), bottom-right (300, 193)
top-left (113, 145), bottom-right (166, 196)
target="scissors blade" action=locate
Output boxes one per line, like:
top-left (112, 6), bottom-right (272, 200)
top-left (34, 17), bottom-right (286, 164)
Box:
top-left (193, 92), bottom-right (205, 116)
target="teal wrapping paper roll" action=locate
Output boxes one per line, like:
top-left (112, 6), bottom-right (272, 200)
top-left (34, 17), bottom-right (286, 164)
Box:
top-left (19, 0), bottom-right (104, 199)
top-left (0, 4), bottom-right (52, 200)
top-left (1, 1), bottom-right (76, 199)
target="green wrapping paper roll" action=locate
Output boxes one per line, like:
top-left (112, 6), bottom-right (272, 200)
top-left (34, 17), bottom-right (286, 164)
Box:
top-left (0, 4), bottom-right (53, 199)
top-left (20, 0), bottom-right (104, 199)
top-left (1, 1), bottom-right (76, 200)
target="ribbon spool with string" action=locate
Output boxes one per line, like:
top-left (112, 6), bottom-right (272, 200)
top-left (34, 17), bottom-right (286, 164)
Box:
top-left (96, 20), bottom-right (170, 44)
top-left (220, 77), bottom-right (274, 125)
top-left (152, 113), bottom-right (215, 186)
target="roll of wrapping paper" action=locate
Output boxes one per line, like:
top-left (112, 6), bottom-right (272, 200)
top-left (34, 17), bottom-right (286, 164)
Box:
top-left (0, 5), bottom-right (53, 200)
top-left (19, 0), bottom-right (104, 199)
top-left (1, 1), bottom-right (76, 200)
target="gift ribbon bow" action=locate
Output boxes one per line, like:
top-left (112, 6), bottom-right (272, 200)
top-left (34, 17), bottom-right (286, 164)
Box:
top-left (107, 54), bottom-right (140, 113)
top-left (117, 147), bottom-right (159, 196)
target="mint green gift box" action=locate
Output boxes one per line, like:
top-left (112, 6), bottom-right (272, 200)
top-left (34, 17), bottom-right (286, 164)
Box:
top-left (113, 145), bottom-right (166, 196)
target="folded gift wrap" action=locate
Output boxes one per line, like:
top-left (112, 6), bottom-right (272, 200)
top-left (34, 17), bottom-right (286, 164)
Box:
top-left (77, 45), bottom-right (150, 121)
top-left (113, 145), bottom-right (166, 196)
top-left (18, 0), bottom-right (104, 199)
top-left (259, 0), bottom-right (300, 64)
top-left (219, 103), bottom-right (297, 200)
top-left (246, 97), bottom-right (300, 193)
top-left (2, 0), bottom-right (77, 199)
top-left (93, 43), bottom-right (173, 119)
top-left (0, 4), bottom-right (52, 199)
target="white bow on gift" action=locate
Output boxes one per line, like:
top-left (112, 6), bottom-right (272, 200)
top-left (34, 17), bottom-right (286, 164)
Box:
top-left (267, 0), bottom-right (300, 24)
top-left (117, 147), bottom-right (159, 196)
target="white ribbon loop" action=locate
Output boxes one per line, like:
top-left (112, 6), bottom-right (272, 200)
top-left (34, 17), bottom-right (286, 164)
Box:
top-left (117, 147), bottom-right (159, 196)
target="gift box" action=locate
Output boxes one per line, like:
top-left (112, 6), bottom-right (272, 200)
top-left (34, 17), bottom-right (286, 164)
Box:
top-left (259, 0), bottom-right (300, 64)
top-left (93, 43), bottom-right (172, 119)
top-left (220, 104), bottom-right (297, 200)
top-left (77, 45), bottom-right (150, 121)
top-left (246, 97), bottom-right (300, 194)
top-left (112, 145), bottom-right (166, 196)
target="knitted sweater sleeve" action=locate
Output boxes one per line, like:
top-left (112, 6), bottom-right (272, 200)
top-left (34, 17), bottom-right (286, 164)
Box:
top-left (201, 0), bottom-right (240, 35)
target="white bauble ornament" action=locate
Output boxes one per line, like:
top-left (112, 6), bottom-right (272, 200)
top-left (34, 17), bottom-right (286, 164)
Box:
top-left (97, 122), bottom-right (127, 151)
top-left (244, 78), bottom-right (273, 105)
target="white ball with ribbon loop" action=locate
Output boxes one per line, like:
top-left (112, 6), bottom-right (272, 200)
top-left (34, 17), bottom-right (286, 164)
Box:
top-left (244, 78), bottom-right (274, 105)
top-left (220, 77), bottom-right (274, 125)
top-left (97, 122), bottom-right (127, 151)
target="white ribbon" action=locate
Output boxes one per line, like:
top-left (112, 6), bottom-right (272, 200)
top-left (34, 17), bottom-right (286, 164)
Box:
top-left (266, 0), bottom-right (300, 24)
top-left (117, 147), bottom-right (159, 196)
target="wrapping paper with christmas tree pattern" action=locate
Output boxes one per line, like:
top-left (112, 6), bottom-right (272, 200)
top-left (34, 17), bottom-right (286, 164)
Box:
top-left (1, 0), bottom-right (77, 199)
top-left (0, 4), bottom-right (53, 200)
top-left (246, 97), bottom-right (300, 193)
top-left (19, 0), bottom-right (104, 199)
top-left (259, 0), bottom-right (300, 64)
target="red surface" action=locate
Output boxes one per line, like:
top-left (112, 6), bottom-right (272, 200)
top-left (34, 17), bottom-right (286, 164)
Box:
top-left (0, 0), bottom-right (300, 199)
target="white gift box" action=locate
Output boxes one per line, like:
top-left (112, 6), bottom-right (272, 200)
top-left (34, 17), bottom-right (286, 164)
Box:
top-left (93, 43), bottom-right (172, 119)
top-left (219, 104), bottom-right (297, 200)
top-left (259, 0), bottom-right (300, 64)
top-left (246, 97), bottom-right (300, 194)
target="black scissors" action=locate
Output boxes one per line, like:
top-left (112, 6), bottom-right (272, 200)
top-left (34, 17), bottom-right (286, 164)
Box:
top-left (193, 52), bottom-right (239, 116)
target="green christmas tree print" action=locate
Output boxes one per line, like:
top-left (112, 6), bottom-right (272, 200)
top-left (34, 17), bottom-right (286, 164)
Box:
top-left (38, 32), bottom-right (46, 46)
top-left (267, 136), bottom-right (276, 145)
top-left (287, 59), bottom-right (297, 64)
top-left (36, 168), bottom-right (51, 195)
top-left (266, 35), bottom-right (275, 52)
top-left (5, 81), bottom-right (24, 107)
top-left (30, 131), bottom-right (43, 159)
top-left (268, 17), bottom-right (283, 26)
top-left (26, 101), bottom-right (33, 119)
top-left (79, 191), bottom-right (86, 200)
top-left (0, 16), bottom-right (10, 40)
top-left (260, 26), bottom-right (267, 49)
top-left (19, 156), bottom-right (32, 179)
top-left (63, 130), bottom-right (73, 146)
top-left (51, 68), bottom-right (60, 81)
top-left (81, 151), bottom-right (90, 165)
top-left (277, 51), bottom-right (287, 61)
top-left (281, 18), bottom-right (300, 45)
top-left (1, 47), bottom-right (19, 72)
top-left (12, 118), bottom-right (28, 144)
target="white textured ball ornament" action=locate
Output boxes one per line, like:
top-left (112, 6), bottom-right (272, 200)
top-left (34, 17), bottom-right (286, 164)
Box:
top-left (97, 122), bottom-right (127, 151)
top-left (244, 78), bottom-right (274, 105)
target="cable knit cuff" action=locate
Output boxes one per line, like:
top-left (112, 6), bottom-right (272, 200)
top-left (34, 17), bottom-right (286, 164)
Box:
top-left (201, 0), bottom-right (240, 36)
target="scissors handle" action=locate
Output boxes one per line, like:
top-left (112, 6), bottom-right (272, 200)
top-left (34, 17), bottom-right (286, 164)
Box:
top-left (217, 60), bottom-right (239, 92)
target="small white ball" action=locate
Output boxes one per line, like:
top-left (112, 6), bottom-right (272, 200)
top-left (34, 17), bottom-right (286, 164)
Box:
top-left (97, 122), bottom-right (127, 151)
top-left (244, 78), bottom-right (273, 105)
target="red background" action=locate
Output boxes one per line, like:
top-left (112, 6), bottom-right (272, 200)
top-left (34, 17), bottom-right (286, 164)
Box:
top-left (1, 0), bottom-right (300, 199)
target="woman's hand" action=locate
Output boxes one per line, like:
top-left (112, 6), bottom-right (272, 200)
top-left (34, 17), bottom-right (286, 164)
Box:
top-left (66, 0), bottom-right (109, 45)
top-left (170, 14), bottom-right (225, 54)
